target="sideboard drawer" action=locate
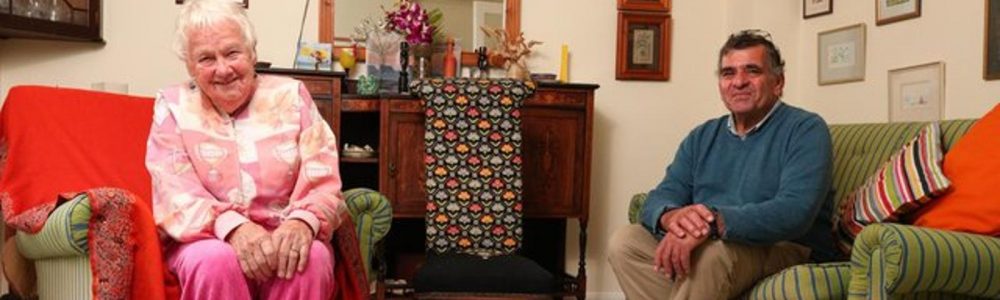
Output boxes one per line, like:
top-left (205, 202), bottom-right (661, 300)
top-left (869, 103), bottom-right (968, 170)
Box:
top-left (529, 90), bottom-right (587, 107)
top-left (301, 78), bottom-right (334, 98)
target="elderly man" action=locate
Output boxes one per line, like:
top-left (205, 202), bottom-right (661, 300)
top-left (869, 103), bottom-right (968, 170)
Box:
top-left (608, 30), bottom-right (838, 300)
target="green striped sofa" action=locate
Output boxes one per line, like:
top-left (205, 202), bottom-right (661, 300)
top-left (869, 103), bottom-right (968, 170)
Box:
top-left (15, 187), bottom-right (392, 299)
top-left (627, 120), bottom-right (1000, 299)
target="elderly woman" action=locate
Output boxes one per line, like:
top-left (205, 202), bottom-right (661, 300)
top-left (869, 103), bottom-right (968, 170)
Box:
top-left (145, 0), bottom-right (344, 298)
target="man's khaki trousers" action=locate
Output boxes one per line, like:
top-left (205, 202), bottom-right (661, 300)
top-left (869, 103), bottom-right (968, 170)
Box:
top-left (608, 224), bottom-right (809, 300)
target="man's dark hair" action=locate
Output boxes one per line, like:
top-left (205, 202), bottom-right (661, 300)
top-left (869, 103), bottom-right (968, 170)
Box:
top-left (718, 29), bottom-right (785, 76)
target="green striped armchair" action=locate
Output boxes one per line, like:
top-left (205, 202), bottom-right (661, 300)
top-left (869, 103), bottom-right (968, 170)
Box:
top-left (627, 120), bottom-right (1000, 299)
top-left (14, 187), bottom-right (392, 299)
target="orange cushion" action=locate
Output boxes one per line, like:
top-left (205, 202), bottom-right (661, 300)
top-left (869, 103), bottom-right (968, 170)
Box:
top-left (912, 103), bottom-right (1000, 235)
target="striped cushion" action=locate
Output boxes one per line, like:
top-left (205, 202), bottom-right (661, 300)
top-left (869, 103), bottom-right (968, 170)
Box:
top-left (343, 188), bottom-right (392, 282)
top-left (16, 194), bottom-right (91, 259)
top-left (828, 119), bottom-right (975, 250)
top-left (743, 262), bottom-right (851, 300)
top-left (836, 123), bottom-right (950, 253)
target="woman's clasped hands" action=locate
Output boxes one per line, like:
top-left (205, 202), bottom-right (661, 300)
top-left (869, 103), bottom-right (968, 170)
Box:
top-left (226, 220), bottom-right (314, 281)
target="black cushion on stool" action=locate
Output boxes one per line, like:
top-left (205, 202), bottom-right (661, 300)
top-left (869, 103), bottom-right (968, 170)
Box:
top-left (412, 253), bottom-right (557, 294)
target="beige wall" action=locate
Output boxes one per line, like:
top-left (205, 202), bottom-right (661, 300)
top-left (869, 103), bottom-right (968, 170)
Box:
top-left (1, 0), bottom-right (998, 298)
top-left (795, 0), bottom-right (1000, 123)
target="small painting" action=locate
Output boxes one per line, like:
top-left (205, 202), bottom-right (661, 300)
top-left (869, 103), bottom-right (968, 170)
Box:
top-left (804, 0), bottom-right (833, 19)
top-left (295, 42), bottom-right (333, 71)
top-left (889, 62), bottom-right (944, 122)
top-left (876, 0), bottom-right (920, 25)
top-left (616, 11), bottom-right (671, 81)
top-left (817, 23), bottom-right (866, 85)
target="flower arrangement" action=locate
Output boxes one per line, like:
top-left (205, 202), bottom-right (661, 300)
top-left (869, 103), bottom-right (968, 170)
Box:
top-left (385, 0), bottom-right (434, 45)
top-left (482, 26), bottom-right (543, 80)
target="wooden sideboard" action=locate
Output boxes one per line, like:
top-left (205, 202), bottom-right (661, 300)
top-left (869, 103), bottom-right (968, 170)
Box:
top-left (257, 68), bottom-right (598, 299)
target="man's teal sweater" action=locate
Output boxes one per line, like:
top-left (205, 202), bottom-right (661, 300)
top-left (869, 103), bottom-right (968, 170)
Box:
top-left (640, 103), bottom-right (838, 262)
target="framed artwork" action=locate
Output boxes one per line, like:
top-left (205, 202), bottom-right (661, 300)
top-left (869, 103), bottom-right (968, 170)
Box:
top-left (176, 0), bottom-right (248, 8)
top-left (804, 0), bottom-right (833, 19)
top-left (889, 62), bottom-right (945, 122)
top-left (876, 0), bottom-right (920, 25)
top-left (616, 11), bottom-right (672, 81)
top-left (985, 0), bottom-right (1000, 79)
top-left (617, 0), bottom-right (671, 12)
top-left (817, 23), bottom-right (866, 85)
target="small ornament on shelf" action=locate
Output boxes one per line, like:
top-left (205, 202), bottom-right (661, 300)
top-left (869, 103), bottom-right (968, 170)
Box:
top-left (399, 41), bottom-right (410, 93)
top-left (443, 38), bottom-right (457, 78)
top-left (475, 46), bottom-right (489, 79)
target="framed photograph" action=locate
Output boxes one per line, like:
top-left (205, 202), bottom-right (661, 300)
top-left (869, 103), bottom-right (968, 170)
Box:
top-left (295, 42), bottom-right (334, 71)
top-left (176, 0), bottom-right (248, 8)
top-left (985, 0), bottom-right (1000, 79)
top-left (804, 0), bottom-right (833, 19)
top-left (616, 11), bottom-right (672, 81)
top-left (889, 62), bottom-right (945, 122)
top-left (876, 0), bottom-right (920, 25)
top-left (617, 0), bottom-right (671, 12)
top-left (817, 23), bottom-right (866, 85)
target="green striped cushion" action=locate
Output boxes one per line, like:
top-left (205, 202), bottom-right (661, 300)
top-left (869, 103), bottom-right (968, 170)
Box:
top-left (850, 223), bottom-right (1000, 299)
top-left (744, 262), bottom-right (852, 300)
top-left (837, 123), bottom-right (950, 254)
top-left (16, 194), bottom-right (91, 259)
top-left (343, 188), bottom-right (392, 282)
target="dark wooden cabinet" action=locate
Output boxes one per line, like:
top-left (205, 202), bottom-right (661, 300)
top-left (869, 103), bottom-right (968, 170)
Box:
top-left (0, 0), bottom-right (102, 42)
top-left (381, 99), bottom-right (427, 217)
top-left (257, 68), bottom-right (598, 299)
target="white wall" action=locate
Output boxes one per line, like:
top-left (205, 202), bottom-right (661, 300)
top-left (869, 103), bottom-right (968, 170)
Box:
top-left (795, 0), bottom-right (1000, 123)
top-left (1, 0), bottom-right (998, 298)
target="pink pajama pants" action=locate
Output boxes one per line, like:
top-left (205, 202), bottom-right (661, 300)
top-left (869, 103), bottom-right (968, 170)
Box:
top-left (166, 239), bottom-right (334, 300)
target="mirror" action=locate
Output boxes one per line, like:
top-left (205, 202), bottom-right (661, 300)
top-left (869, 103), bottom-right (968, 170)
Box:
top-left (321, 0), bottom-right (520, 66)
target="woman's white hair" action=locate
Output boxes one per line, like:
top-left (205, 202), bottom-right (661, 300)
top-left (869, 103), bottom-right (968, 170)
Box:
top-left (173, 0), bottom-right (257, 60)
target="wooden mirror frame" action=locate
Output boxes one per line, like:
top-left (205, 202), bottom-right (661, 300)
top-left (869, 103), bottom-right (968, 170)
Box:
top-left (319, 0), bottom-right (520, 67)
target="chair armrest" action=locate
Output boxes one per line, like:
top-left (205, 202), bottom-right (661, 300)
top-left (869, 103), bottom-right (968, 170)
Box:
top-left (15, 194), bottom-right (91, 260)
top-left (627, 193), bottom-right (648, 224)
top-left (849, 223), bottom-right (1000, 299)
top-left (343, 188), bottom-right (393, 282)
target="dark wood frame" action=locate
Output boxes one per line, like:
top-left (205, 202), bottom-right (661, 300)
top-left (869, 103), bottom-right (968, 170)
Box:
top-left (617, 0), bottom-right (670, 12)
top-left (175, 0), bottom-right (248, 8)
top-left (876, 0), bottom-right (920, 26)
top-left (616, 11), bottom-right (671, 81)
top-left (803, 0), bottom-right (833, 19)
top-left (320, 0), bottom-right (520, 67)
top-left (985, 0), bottom-right (1000, 79)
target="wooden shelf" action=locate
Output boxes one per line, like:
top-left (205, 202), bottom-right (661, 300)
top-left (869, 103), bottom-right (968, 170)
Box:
top-left (342, 99), bottom-right (381, 112)
top-left (341, 156), bottom-right (378, 164)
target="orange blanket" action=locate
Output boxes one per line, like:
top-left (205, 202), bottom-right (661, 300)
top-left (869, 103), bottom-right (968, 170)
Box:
top-left (0, 86), bottom-right (368, 299)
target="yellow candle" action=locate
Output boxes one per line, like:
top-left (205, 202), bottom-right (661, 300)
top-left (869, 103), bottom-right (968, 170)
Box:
top-left (559, 44), bottom-right (569, 83)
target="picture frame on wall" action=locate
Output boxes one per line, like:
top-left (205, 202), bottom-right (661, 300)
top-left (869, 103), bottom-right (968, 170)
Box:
top-left (616, 11), bottom-right (672, 81)
top-left (817, 23), bottom-right (866, 85)
top-left (876, 0), bottom-right (920, 25)
top-left (617, 0), bottom-right (671, 12)
top-left (984, 0), bottom-right (1000, 80)
top-left (176, 0), bottom-right (248, 8)
top-left (803, 0), bottom-right (833, 19)
top-left (889, 62), bottom-right (945, 122)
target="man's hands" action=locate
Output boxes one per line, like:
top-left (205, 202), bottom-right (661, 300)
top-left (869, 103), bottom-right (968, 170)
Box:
top-left (226, 220), bottom-right (315, 281)
top-left (658, 204), bottom-right (715, 239)
top-left (653, 231), bottom-right (707, 281)
top-left (227, 222), bottom-right (277, 281)
top-left (271, 220), bottom-right (314, 279)
top-left (652, 204), bottom-right (718, 281)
